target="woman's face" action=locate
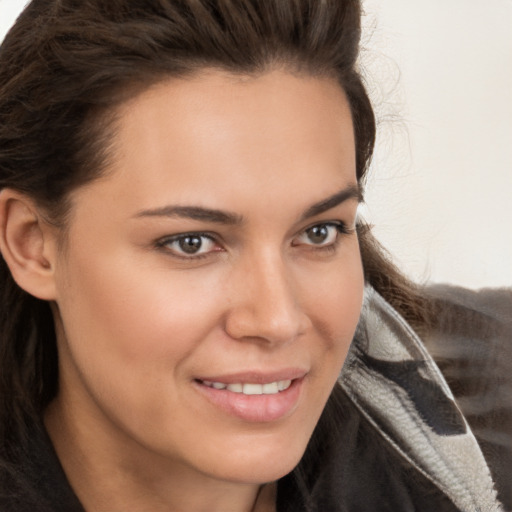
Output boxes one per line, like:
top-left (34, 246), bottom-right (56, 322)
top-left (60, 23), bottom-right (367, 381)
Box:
top-left (49, 69), bottom-right (364, 485)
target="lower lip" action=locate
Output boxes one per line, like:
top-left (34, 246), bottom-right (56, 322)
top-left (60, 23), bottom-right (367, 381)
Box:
top-left (194, 378), bottom-right (304, 423)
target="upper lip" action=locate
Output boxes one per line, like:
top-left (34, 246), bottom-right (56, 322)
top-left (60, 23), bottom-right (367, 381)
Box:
top-left (195, 368), bottom-right (307, 384)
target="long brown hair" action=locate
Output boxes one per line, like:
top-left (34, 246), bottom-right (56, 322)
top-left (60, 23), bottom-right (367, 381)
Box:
top-left (0, 0), bottom-right (428, 474)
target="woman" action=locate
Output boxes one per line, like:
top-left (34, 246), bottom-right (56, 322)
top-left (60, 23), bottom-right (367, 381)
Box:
top-left (0, 1), bottom-right (510, 511)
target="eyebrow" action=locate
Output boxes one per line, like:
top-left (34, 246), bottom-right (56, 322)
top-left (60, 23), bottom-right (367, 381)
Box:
top-left (134, 184), bottom-right (361, 225)
top-left (299, 184), bottom-right (362, 221)
top-left (134, 205), bottom-right (243, 225)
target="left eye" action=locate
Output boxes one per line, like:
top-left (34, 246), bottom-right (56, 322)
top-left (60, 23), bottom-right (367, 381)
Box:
top-left (159, 234), bottom-right (218, 257)
top-left (295, 223), bottom-right (341, 247)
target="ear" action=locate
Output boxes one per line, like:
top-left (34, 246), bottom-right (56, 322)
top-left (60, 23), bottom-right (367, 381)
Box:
top-left (0, 189), bottom-right (58, 300)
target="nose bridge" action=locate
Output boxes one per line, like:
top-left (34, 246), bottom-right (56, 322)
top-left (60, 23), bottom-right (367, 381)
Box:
top-left (225, 246), bottom-right (309, 344)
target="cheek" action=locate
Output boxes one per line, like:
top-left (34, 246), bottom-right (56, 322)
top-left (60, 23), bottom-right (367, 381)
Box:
top-left (54, 243), bottom-right (227, 377)
top-left (304, 245), bottom-right (364, 345)
top-left (294, 243), bottom-right (364, 400)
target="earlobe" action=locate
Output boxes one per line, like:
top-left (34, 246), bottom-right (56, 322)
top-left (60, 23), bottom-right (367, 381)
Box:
top-left (0, 189), bottom-right (58, 300)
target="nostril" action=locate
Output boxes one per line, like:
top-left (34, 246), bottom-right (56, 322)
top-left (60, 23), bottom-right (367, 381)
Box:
top-left (223, 307), bottom-right (309, 345)
top-left (223, 260), bottom-right (310, 343)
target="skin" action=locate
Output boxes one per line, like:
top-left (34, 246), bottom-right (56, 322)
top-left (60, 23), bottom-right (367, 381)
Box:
top-left (37, 69), bottom-right (364, 512)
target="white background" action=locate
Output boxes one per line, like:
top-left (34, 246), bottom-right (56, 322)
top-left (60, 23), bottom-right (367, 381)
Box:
top-left (1, 0), bottom-right (511, 289)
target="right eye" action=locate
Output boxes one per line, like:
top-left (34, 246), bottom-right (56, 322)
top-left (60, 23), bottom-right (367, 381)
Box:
top-left (158, 233), bottom-right (220, 259)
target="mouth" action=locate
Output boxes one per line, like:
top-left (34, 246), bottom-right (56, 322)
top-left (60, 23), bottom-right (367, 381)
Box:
top-left (199, 379), bottom-right (292, 395)
top-left (193, 372), bottom-right (306, 423)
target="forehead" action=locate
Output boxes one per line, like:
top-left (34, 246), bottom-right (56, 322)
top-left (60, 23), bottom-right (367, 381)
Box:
top-left (71, 69), bottom-right (357, 219)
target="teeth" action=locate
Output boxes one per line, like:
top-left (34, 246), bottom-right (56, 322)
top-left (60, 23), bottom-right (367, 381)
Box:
top-left (243, 383), bottom-right (263, 395)
top-left (278, 380), bottom-right (292, 391)
top-left (263, 382), bottom-right (279, 394)
top-left (202, 379), bottom-right (292, 395)
top-left (226, 383), bottom-right (243, 393)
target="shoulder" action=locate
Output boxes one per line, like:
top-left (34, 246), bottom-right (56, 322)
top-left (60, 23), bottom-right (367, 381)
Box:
top-left (339, 285), bottom-right (509, 511)
top-left (424, 284), bottom-right (511, 338)
top-left (421, 285), bottom-right (512, 429)
top-left (422, 285), bottom-right (512, 510)
top-left (421, 285), bottom-right (512, 416)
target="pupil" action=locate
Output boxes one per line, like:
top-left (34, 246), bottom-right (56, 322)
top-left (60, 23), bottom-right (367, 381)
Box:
top-left (179, 236), bottom-right (202, 254)
top-left (308, 225), bottom-right (328, 244)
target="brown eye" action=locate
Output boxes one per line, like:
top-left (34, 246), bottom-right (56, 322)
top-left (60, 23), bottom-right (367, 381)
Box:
top-left (306, 225), bottom-right (330, 244)
top-left (294, 223), bottom-right (340, 247)
top-left (159, 233), bottom-right (219, 258)
top-left (179, 235), bottom-right (204, 254)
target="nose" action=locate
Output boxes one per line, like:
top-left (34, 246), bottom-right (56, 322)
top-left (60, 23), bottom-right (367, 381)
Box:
top-left (223, 251), bottom-right (311, 345)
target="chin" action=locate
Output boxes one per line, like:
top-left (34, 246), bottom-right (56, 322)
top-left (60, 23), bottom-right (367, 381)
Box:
top-left (196, 432), bottom-right (310, 485)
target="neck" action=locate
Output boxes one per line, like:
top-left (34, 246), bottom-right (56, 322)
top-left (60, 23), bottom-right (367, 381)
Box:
top-left (44, 398), bottom-right (276, 512)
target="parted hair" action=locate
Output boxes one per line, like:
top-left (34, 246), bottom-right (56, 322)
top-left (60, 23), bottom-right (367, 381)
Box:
top-left (0, 0), bottom-right (429, 493)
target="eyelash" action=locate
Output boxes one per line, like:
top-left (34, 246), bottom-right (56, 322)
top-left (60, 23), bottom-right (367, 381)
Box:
top-left (292, 222), bottom-right (351, 253)
top-left (156, 221), bottom-right (352, 261)
top-left (156, 232), bottom-right (219, 261)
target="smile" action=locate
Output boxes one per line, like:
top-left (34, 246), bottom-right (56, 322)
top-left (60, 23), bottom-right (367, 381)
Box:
top-left (194, 374), bottom-right (305, 422)
top-left (200, 380), bottom-right (292, 395)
